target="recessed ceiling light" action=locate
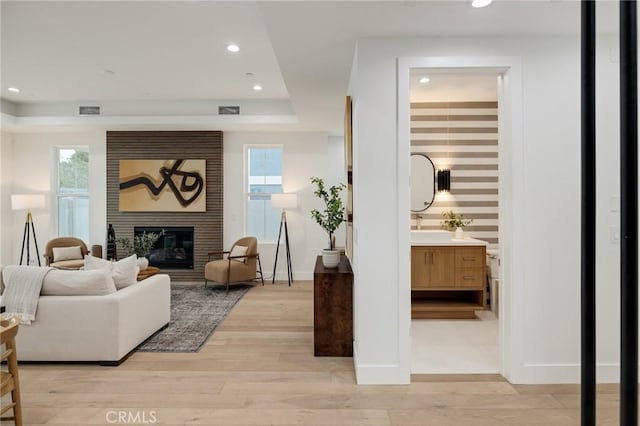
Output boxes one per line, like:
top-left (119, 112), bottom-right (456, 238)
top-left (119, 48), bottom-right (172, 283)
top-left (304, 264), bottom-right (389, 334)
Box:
top-left (245, 72), bottom-right (254, 76)
top-left (471, 0), bottom-right (493, 8)
top-left (252, 84), bottom-right (263, 91)
top-left (226, 44), bottom-right (240, 53)
top-left (419, 76), bottom-right (431, 84)
top-left (7, 87), bottom-right (20, 93)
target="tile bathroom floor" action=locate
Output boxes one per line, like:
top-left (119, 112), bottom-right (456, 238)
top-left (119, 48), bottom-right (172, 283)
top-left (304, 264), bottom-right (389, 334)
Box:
top-left (411, 310), bottom-right (499, 374)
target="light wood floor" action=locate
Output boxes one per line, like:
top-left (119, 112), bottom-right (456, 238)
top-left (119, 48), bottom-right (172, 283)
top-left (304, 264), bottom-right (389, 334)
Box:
top-left (15, 281), bottom-right (618, 425)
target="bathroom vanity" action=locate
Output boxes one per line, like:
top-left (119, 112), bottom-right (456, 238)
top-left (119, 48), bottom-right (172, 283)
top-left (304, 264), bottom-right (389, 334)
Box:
top-left (411, 230), bottom-right (487, 319)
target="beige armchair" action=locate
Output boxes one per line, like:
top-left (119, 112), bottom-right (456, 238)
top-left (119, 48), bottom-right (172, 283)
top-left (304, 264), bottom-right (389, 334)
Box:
top-left (44, 237), bottom-right (89, 269)
top-left (204, 236), bottom-right (264, 292)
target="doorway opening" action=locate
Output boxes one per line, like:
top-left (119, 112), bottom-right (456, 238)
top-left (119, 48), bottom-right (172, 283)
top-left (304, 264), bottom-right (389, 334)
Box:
top-left (401, 64), bottom-right (513, 376)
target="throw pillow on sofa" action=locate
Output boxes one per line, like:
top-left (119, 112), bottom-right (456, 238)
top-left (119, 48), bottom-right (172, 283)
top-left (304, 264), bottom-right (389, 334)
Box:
top-left (41, 269), bottom-right (117, 296)
top-left (84, 254), bottom-right (139, 290)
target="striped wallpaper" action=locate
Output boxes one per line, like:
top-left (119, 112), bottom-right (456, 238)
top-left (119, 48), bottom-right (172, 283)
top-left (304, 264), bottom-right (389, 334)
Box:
top-left (411, 101), bottom-right (499, 247)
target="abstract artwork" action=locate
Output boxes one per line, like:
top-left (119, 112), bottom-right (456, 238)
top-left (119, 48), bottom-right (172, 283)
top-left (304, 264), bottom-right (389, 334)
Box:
top-left (119, 159), bottom-right (206, 212)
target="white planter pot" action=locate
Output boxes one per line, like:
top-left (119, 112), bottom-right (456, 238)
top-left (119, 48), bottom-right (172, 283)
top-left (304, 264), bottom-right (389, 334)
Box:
top-left (454, 227), bottom-right (464, 239)
top-left (137, 257), bottom-right (149, 271)
top-left (321, 249), bottom-right (341, 268)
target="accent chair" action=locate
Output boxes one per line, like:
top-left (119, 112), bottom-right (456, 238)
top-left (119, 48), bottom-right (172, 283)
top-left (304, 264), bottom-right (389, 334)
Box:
top-left (43, 237), bottom-right (89, 269)
top-left (204, 236), bottom-right (265, 292)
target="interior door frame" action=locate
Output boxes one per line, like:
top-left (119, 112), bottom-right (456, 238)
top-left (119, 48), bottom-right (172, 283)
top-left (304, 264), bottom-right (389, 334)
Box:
top-left (396, 56), bottom-right (524, 382)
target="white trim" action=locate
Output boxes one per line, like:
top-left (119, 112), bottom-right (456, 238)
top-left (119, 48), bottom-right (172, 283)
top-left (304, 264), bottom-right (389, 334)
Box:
top-left (274, 271), bottom-right (313, 282)
top-left (353, 341), bottom-right (410, 385)
top-left (1, 113), bottom-right (297, 132)
top-left (397, 56), bottom-right (524, 384)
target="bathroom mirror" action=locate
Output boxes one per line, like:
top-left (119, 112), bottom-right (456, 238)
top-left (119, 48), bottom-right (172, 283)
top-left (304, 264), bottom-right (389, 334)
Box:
top-left (411, 153), bottom-right (436, 212)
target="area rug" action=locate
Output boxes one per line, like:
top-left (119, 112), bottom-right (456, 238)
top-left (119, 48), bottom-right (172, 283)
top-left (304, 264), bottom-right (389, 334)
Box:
top-left (137, 283), bottom-right (253, 352)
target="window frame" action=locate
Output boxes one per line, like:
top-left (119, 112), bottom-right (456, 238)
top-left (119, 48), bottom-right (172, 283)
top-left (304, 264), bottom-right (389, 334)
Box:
top-left (54, 145), bottom-right (90, 241)
top-left (243, 144), bottom-right (284, 243)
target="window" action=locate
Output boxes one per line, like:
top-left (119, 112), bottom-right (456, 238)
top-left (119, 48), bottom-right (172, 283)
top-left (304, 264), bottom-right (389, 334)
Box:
top-left (246, 146), bottom-right (283, 241)
top-left (56, 147), bottom-right (89, 241)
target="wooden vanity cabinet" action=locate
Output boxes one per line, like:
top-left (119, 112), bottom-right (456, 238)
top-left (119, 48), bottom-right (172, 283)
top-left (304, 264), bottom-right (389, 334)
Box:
top-left (411, 245), bottom-right (486, 319)
top-left (411, 247), bottom-right (454, 289)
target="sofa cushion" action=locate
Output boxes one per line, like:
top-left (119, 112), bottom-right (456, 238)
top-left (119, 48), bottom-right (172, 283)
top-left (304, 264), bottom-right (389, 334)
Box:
top-left (41, 269), bottom-right (117, 296)
top-left (52, 246), bottom-right (83, 262)
top-left (84, 254), bottom-right (139, 290)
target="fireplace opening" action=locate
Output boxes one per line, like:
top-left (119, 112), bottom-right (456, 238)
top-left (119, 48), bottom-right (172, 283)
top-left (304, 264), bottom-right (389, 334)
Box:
top-left (134, 226), bottom-right (194, 270)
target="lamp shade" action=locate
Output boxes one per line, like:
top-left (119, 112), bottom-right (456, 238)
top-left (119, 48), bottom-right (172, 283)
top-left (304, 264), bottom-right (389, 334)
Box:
top-left (11, 194), bottom-right (45, 211)
top-left (271, 193), bottom-right (298, 210)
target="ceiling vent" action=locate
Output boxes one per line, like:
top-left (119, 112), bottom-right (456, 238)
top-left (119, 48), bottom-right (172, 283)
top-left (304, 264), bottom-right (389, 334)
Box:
top-left (78, 105), bottom-right (101, 116)
top-left (218, 106), bottom-right (240, 115)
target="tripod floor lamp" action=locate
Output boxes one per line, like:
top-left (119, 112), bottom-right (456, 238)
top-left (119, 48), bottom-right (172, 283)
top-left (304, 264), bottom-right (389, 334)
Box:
top-left (271, 193), bottom-right (297, 286)
top-left (12, 194), bottom-right (45, 266)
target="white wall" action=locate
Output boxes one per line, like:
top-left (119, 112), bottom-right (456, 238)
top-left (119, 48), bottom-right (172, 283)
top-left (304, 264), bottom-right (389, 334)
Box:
top-left (350, 35), bottom-right (622, 384)
top-left (0, 132), bottom-right (15, 265)
top-left (1, 131), bottom-right (106, 265)
top-left (224, 131), bottom-right (341, 281)
top-left (1, 129), bottom-right (342, 278)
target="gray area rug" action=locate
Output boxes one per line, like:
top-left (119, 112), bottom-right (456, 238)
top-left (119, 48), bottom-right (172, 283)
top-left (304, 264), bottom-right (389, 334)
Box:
top-left (137, 283), bottom-right (253, 352)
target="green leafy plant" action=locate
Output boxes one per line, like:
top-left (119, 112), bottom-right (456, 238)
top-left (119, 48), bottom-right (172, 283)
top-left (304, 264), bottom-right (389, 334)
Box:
top-left (310, 177), bottom-right (346, 250)
top-left (116, 231), bottom-right (161, 258)
top-left (440, 210), bottom-right (473, 231)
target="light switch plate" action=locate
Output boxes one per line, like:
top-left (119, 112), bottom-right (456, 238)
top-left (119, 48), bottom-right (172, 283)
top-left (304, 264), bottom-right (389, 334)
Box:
top-left (610, 45), bottom-right (620, 63)
top-left (611, 195), bottom-right (620, 212)
top-left (610, 226), bottom-right (621, 243)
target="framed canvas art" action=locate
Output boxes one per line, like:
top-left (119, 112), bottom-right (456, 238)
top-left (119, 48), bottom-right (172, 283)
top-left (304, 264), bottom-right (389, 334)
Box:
top-left (119, 159), bottom-right (206, 212)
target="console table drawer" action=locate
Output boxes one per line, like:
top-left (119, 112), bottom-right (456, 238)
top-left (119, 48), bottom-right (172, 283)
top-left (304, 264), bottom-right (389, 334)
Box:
top-left (455, 267), bottom-right (484, 288)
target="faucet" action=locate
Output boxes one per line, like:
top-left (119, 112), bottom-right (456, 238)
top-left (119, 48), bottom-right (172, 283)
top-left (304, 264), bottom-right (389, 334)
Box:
top-left (416, 215), bottom-right (422, 230)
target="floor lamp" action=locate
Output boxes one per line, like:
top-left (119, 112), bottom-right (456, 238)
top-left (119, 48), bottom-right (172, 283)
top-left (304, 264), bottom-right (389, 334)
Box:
top-left (12, 194), bottom-right (45, 266)
top-left (271, 193), bottom-right (297, 286)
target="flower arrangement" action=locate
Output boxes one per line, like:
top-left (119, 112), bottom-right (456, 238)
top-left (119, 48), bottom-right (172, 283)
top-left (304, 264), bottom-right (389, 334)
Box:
top-left (310, 177), bottom-right (346, 250)
top-left (440, 210), bottom-right (473, 231)
top-left (116, 231), bottom-right (161, 258)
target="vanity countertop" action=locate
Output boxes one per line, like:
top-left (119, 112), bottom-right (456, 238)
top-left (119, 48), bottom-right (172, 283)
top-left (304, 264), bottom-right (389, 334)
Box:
top-left (411, 238), bottom-right (488, 246)
top-left (410, 230), bottom-right (488, 246)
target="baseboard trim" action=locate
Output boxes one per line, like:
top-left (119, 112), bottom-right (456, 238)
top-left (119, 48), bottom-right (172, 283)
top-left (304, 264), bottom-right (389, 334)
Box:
top-left (274, 271), bottom-right (313, 281)
top-left (353, 341), bottom-right (410, 384)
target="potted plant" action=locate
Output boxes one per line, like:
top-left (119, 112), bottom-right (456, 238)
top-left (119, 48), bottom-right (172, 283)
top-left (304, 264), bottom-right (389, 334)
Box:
top-left (116, 231), bottom-right (161, 270)
top-left (310, 177), bottom-right (346, 268)
top-left (440, 210), bottom-right (473, 239)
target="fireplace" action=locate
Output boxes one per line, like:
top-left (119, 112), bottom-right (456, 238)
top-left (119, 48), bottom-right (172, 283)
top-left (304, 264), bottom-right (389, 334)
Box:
top-left (134, 226), bottom-right (194, 270)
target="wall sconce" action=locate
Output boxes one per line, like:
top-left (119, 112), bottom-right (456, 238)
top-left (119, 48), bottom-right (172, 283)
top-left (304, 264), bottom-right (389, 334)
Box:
top-left (437, 169), bottom-right (451, 192)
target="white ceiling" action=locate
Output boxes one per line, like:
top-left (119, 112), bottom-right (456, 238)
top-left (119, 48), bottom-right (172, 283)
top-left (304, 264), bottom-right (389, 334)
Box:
top-left (1, 1), bottom-right (288, 102)
top-left (0, 1), bottom-right (618, 134)
top-left (410, 70), bottom-right (498, 102)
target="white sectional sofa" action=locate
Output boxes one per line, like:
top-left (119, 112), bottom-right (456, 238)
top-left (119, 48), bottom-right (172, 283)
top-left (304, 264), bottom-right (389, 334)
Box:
top-left (6, 273), bottom-right (171, 365)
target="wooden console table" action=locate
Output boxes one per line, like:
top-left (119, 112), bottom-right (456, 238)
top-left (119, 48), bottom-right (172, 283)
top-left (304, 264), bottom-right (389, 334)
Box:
top-left (313, 255), bottom-right (353, 357)
top-left (137, 266), bottom-right (160, 281)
